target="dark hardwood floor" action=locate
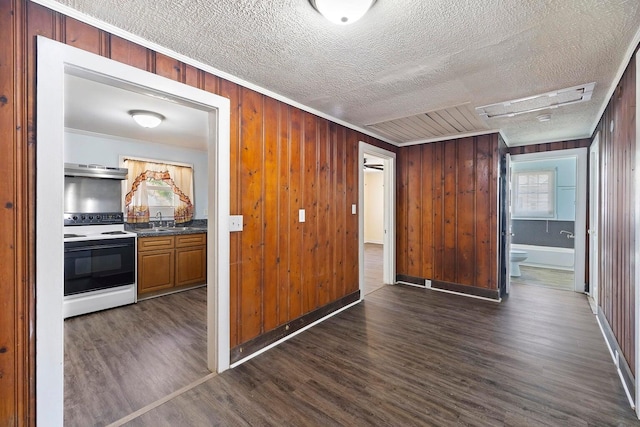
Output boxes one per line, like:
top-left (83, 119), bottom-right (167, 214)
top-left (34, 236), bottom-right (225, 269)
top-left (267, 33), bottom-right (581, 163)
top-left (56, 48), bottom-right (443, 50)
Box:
top-left (64, 287), bottom-right (209, 426)
top-left (65, 270), bottom-right (639, 426)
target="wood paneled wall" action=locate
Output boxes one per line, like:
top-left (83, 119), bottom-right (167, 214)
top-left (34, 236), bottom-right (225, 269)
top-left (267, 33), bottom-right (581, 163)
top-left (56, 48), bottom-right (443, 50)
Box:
top-left (506, 138), bottom-right (591, 155)
top-left (594, 50), bottom-right (637, 376)
top-left (396, 134), bottom-right (500, 296)
top-left (0, 1), bottom-right (396, 422)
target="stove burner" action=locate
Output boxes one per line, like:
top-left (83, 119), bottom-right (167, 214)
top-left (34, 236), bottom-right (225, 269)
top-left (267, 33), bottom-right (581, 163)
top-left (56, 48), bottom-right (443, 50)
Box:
top-left (102, 231), bottom-right (127, 235)
top-left (64, 233), bottom-right (86, 238)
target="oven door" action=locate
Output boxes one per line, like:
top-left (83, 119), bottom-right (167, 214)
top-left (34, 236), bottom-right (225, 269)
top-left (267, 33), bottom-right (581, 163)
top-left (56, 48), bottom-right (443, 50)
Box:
top-left (64, 237), bottom-right (135, 296)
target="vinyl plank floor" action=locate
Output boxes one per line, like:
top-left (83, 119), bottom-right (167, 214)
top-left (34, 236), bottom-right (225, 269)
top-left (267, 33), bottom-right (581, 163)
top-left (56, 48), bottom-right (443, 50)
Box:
top-left (363, 243), bottom-right (385, 296)
top-left (126, 284), bottom-right (638, 426)
top-left (64, 287), bottom-right (209, 426)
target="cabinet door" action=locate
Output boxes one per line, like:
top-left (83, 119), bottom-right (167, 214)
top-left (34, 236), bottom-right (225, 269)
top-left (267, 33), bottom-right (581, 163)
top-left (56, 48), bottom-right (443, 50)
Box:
top-left (138, 249), bottom-right (175, 294)
top-left (175, 245), bottom-right (206, 287)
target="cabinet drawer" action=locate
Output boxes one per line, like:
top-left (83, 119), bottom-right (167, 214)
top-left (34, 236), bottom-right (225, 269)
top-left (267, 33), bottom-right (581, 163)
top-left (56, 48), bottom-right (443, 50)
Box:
top-left (176, 233), bottom-right (206, 248)
top-left (138, 236), bottom-right (175, 251)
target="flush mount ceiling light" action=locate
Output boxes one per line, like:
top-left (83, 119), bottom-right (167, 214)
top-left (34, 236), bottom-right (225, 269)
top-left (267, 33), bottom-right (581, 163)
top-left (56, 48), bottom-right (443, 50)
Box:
top-left (475, 82), bottom-right (596, 120)
top-left (129, 110), bottom-right (165, 128)
top-left (310, 0), bottom-right (376, 25)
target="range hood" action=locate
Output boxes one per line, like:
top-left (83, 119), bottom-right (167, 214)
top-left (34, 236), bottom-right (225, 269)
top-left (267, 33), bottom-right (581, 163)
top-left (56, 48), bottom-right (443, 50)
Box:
top-left (64, 163), bottom-right (128, 180)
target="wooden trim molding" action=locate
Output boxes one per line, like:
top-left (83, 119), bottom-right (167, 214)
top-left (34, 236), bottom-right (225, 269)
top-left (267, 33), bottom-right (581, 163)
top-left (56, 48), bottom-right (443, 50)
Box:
top-left (396, 275), bottom-right (500, 300)
top-left (597, 307), bottom-right (635, 404)
top-left (230, 291), bottom-right (361, 364)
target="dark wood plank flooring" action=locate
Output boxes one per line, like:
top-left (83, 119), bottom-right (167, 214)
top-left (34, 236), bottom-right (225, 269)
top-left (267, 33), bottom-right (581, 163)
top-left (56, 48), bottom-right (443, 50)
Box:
top-left (123, 284), bottom-right (638, 426)
top-left (64, 287), bottom-right (208, 426)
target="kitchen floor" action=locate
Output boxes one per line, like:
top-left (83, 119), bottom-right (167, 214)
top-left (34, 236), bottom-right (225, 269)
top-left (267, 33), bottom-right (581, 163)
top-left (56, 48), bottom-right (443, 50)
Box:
top-left (64, 286), bottom-right (208, 426)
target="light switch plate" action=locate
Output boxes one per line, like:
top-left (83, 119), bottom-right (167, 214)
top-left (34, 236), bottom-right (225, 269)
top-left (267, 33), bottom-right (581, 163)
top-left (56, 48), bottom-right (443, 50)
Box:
top-left (229, 215), bottom-right (243, 232)
top-left (299, 209), bottom-right (305, 223)
top-left (351, 204), bottom-right (357, 215)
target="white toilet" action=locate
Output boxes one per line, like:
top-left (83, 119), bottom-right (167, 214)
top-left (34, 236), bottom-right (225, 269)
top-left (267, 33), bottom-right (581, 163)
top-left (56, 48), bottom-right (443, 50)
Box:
top-left (510, 250), bottom-right (528, 277)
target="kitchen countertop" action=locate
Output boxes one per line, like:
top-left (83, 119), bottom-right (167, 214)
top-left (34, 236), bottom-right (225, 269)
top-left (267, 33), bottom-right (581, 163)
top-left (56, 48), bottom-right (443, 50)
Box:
top-left (132, 227), bottom-right (208, 237)
top-left (127, 221), bottom-right (208, 237)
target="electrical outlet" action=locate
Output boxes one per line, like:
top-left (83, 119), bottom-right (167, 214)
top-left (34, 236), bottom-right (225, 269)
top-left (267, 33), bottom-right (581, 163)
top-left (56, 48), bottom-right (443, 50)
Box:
top-left (299, 209), bottom-right (305, 223)
top-left (425, 279), bottom-right (432, 288)
top-left (351, 204), bottom-right (357, 215)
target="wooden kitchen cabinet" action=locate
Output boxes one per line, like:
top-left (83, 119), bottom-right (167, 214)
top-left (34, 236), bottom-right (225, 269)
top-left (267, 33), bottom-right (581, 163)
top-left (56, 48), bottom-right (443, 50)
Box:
top-left (137, 233), bottom-right (206, 298)
top-left (175, 234), bottom-right (207, 287)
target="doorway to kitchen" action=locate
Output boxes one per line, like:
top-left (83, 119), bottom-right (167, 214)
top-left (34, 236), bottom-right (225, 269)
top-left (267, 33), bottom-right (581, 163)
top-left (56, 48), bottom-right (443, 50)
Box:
top-left (358, 142), bottom-right (396, 297)
top-left (507, 148), bottom-right (587, 294)
top-left (35, 37), bottom-right (230, 425)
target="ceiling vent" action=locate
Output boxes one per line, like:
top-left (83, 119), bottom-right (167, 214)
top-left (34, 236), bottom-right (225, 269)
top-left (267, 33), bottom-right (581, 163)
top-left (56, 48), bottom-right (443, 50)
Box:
top-left (475, 82), bottom-right (595, 120)
top-left (366, 103), bottom-right (489, 144)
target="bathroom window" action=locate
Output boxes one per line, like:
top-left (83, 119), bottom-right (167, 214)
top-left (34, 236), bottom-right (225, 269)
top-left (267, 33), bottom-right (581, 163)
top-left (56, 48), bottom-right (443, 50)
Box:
top-left (512, 170), bottom-right (555, 218)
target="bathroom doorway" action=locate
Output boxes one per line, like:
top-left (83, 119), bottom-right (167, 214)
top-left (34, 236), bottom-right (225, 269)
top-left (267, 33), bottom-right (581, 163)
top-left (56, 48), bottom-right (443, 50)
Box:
top-left (508, 148), bottom-right (587, 293)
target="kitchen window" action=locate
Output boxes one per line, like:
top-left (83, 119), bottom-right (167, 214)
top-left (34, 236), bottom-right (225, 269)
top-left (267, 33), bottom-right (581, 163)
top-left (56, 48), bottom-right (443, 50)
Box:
top-left (123, 158), bottom-right (194, 223)
top-left (512, 170), bottom-right (555, 218)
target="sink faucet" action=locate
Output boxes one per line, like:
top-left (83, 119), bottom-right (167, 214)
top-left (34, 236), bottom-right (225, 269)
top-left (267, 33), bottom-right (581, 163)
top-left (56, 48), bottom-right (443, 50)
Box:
top-left (560, 230), bottom-right (574, 239)
top-left (155, 212), bottom-right (163, 227)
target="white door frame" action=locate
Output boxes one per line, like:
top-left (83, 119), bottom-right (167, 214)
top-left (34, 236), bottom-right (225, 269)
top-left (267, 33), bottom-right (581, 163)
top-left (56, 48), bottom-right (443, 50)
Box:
top-left (36, 37), bottom-right (230, 426)
top-left (589, 133), bottom-right (600, 313)
top-left (510, 148), bottom-right (588, 293)
top-left (358, 142), bottom-right (396, 291)
top-left (634, 52), bottom-right (640, 419)
top-left (505, 153), bottom-right (512, 294)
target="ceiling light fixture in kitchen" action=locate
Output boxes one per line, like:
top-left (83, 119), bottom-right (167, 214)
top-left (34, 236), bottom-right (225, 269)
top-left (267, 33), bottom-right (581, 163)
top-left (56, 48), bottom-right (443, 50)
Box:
top-left (309, 0), bottom-right (376, 25)
top-left (129, 110), bottom-right (165, 128)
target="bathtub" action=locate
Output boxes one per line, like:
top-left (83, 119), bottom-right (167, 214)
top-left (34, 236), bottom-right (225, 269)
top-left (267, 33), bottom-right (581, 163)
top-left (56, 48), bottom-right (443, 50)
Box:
top-left (511, 244), bottom-right (574, 271)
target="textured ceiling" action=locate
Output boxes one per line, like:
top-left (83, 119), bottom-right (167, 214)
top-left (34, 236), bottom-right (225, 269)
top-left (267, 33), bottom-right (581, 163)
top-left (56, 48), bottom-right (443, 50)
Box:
top-left (48, 0), bottom-right (640, 146)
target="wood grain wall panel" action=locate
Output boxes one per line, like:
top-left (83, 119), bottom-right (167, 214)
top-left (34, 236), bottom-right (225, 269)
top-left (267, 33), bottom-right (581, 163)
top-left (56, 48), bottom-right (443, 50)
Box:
top-left (317, 119), bottom-right (332, 308)
top-left (302, 112), bottom-right (318, 313)
top-left (333, 124), bottom-right (346, 301)
top-left (457, 138), bottom-right (476, 285)
top-left (420, 143), bottom-right (435, 279)
top-left (277, 104), bottom-right (291, 326)
top-left (110, 35), bottom-right (147, 71)
top-left (63, 16), bottom-right (102, 55)
top-left (288, 107), bottom-right (303, 321)
top-left (183, 63), bottom-right (201, 88)
top-left (0, 1), bottom-right (19, 422)
top-left (347, 129), bottom-right (360, 293)
top-left (154, 52), bottom-right (182, 81)
top-left (239, 87), bottom-right (265, 342)
top-left (396, 133), bottom-right (500, 293)
top-left (475, 136), bottom-right (493, 289)
top-left (396, 145), bottom-right (408, 276)
top-left (433, 143), bottom-right (445, 281)
top-left (506, 138), bottom-right (591, 155)
top-left (4, 1), bottom-right (398, 419)
top-left (442, 140), bottom-right (457, 283)
top-left (406, 144), bottom-right (422, 277)
top-left (263, 96), bottom-right (280, 332)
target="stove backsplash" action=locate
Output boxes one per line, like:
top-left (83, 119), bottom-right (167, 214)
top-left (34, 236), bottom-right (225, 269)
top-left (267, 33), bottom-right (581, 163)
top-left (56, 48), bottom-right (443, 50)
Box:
top-left (64, 176), bottom-right (123, 213)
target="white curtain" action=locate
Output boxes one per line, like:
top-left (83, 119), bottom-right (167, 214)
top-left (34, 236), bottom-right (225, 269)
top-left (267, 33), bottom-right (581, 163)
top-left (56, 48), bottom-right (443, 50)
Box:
top-left (123, 158), bottom-right (194, 223)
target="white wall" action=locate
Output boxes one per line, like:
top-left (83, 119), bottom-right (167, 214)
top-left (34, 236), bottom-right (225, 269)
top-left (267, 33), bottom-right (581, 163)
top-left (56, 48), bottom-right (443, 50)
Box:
top-left (64, 130), bottom-right (209, 219)
top-left (364, 170), bottom-right (384, 244)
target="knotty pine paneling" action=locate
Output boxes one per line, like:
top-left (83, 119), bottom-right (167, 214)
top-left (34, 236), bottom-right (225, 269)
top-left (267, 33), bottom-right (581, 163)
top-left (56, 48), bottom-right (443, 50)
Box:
top-left (594, 49), bottom-right (637, 375)
top-left (397, 134), bottom-right (500, 292)
top-left (0, 2), bottom-right (399, 420)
